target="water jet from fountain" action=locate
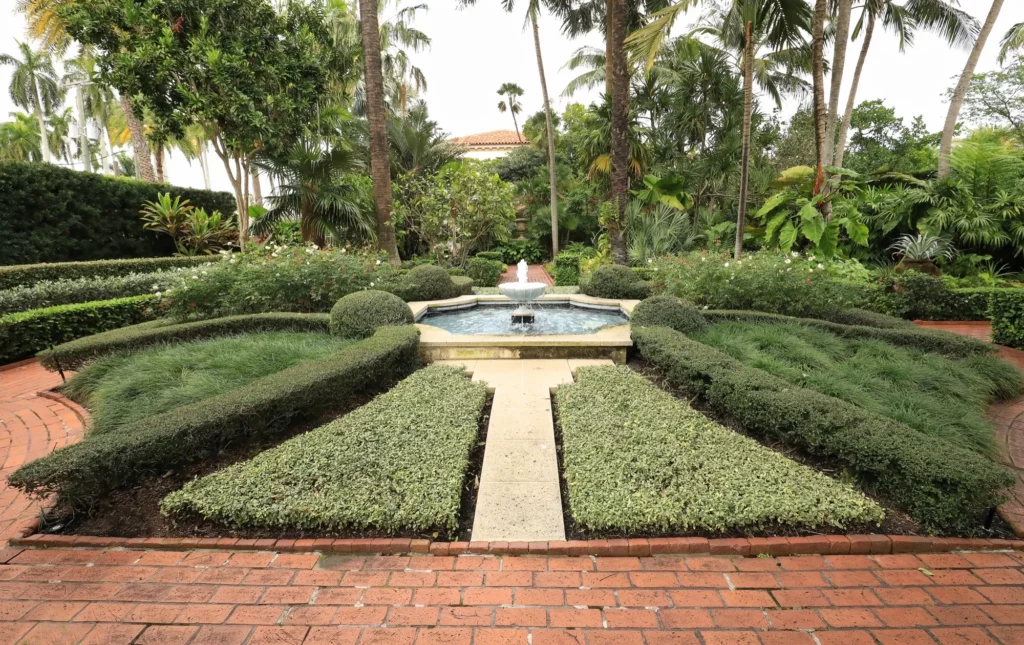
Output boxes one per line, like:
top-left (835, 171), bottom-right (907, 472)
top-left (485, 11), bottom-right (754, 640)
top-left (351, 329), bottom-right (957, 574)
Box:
top-left (498, 260), bottom-right (547, 323)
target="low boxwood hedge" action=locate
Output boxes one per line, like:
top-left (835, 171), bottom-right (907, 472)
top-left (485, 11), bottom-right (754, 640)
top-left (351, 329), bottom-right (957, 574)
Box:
top-left (0, 256), bottom-right (216, 291)
top-left (466, 257), bottom-right (504, 287)
top-left (1, 295), bottom-right (158, 364)
top-left (580, 264), bottom-right (651, 300)
top-left (9, 325), bottom-right (421, 508)
top-left (161, 365), bottom-right (487, 534)
top-left (38, 312), bottom-right (331, 371)
top-left (552, 253), bottom-right (581, 286)
top-left (820, 308), bottom-right (915, 329)
top-left (557, 366), bottom-right (884, 533)
top-left (632, 326), bottom-right (1015, 533)
top-left (0, 271), bottom-right (184, 316)
top-left (631, 296), bottom-right (707, 335)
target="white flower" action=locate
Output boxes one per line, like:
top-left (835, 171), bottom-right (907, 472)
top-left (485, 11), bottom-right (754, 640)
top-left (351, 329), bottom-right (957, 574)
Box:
top-left (808, 255), bottom-right (815, 262)
top-left (791, 251), bottom-right (799, 257)
top-left (229, 258), bottom-right (236, 264)
top-left (817, 263), bottom-right (824, 269)
top-left (192, 275), bottom-right (199, 280)
top-left (312, 244), bottom-right (319, 250)
top-left (703, 305), bottom-right (709, 310)
top-left (808, 268), bottom-right (813, 273)
top-left (369, 282), bottom-right (375, 287)
top-left (647, 259), bottom-right (653, 264)
top-left (154, 291), bottom-right (162, 297)
top-left (724, 262), bottom-right (730, 268)
top-left (786, 268), bottom-right (791, 272)
top-left (271, 252), bottom-right (278, 258)
top-left (785, 258), bottom-right (792, 264)
top-left (340, 248), bottom-right (346, 254)
top-left (152, 284), bottom-right (160, 290)
top-left (376, 259), bottom-right (382, 265)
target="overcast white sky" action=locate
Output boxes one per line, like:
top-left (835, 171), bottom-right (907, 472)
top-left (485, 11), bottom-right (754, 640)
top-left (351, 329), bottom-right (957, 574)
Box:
top-left (1, 0), bottom-right (1022, 193)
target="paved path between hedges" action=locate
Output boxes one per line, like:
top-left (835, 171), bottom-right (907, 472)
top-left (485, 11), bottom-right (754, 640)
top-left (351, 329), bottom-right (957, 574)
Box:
top-left (915, 322), bottom-right (1024, 537)
top-left (498, 264), bottom-right (554, 286)
top-left (0, 547), bottom-right (1021, 644)
top-left (0, 360), bottom-right (83, 547)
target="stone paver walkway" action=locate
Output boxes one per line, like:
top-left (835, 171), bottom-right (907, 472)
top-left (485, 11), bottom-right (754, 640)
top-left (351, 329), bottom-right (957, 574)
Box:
top-left (498, 264), bottom-right (553, 286)
top-left (0, 547), bottom-right (1021, 644)
top-left (0, 361), bottom-right (83, 546)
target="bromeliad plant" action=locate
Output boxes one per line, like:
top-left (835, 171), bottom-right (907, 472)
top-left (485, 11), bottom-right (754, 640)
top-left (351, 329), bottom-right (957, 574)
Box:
top-left (754, 166), bottom-right (870, 258)
top-left (141, 193), bottom-right (236, 256)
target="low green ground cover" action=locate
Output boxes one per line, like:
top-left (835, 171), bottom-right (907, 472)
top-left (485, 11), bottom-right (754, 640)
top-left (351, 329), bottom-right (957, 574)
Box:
top-left (162, 365), bottom-right (487, 534)
top-left (694, 321), bottom-right (1021, 455)
top-left (556, 366), bottom-right (884, 534)
top-left (65, 333), bottom-right (354, 436)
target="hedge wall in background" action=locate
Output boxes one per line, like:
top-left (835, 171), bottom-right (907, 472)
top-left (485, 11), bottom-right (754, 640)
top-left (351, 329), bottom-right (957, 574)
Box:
top-left (0, 161), bottom-right (236, 266)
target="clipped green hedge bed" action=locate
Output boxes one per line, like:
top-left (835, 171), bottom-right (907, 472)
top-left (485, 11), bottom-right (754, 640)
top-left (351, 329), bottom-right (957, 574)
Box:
top-left (40, 312), bottom-right (331, 370)
top-left (162, 365), bottom-right (487, 534)
top-left (991, 289), bottom-right (1024, 349)
top-left (9, 325), bottom-right (420, 508)
top-left (557, 366), bottom-right (883, 534)
top-left (632, 326), bottom-right (1014, 533)
top-left (0, 270), bottom-right (184, 316)
top-left (0, 256), bottom-right (216, 290)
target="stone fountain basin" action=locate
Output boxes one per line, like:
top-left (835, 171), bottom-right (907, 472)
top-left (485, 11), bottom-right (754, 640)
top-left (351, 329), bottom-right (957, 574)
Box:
top-left (498, 282), bottom-right (548, 303)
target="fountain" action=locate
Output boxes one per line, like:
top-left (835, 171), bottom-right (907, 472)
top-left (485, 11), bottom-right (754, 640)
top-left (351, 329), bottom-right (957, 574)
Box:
top-left (498, 260), bottom-right (547, 323)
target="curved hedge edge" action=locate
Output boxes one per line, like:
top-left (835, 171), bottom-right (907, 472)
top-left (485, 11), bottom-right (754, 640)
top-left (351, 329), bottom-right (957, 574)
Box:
top-left (632, 325), bottom-right (1015, 534)
top-left (38, 312), bottom-right (332, 371)
top-left (1, 295), bottom-right (159, 365)
top-left (0, 256), bottom-right (218, 291)
top-left (702, 310), bottom-right (994, 358)
top-left (9, 325), bottom-right (421, 509)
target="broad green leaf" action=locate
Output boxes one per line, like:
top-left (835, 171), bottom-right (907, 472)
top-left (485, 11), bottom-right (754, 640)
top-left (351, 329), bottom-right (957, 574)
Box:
top-left (764, 212), bottom-right (788, 243)
top-left (817, 220), bottom-right (841, 258)
top-left (844, 219), bottom-right (870, 246)
top-left (756, 192), bottom-right (790, 219)
top-left (778, 221), bottom-right (798, 251)
top-left (802, 212), bottom-right (826, 246)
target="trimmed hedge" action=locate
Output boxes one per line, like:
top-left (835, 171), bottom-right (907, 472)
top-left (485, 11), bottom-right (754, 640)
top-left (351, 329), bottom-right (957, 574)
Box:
top-left (38, 313), bottom-right (331, 371)
top-left (452, 276), bottom-right (475, 296)
top-left (991, 290), bottom-right (1024, 349)
top-left (0, 270), bottom-right (184, 315)
top-left (1, 296), bottom-right (158, 364)
top-left (0, 256), bottom-right (217, 291)
top-left (820, 308), bottom-right (915, 329)
top-left (580, 264), bottom-right (651, 299)
top-left (552, 253), bottom-right (581, 286)
top-left (9, 325), bottom-right (421, 508)
top-left (0, 161), bottom-right (235, 266)
top-left (631, 296), bottom-right (707, 335)
top-left (161, 365), bottom-right (487, 533)
top-left (329, 291), bottom-right (414, 339)
top-left (702, 310), bottom-right (993, 358)
top-left (387, 265), bottom-right (469, 301)
top-left (557, 366), bottom-right (884, 533)
top-left (632, 326), bottom-right (1015, 533)
top-left (466, 257), bottom-right (504, 287)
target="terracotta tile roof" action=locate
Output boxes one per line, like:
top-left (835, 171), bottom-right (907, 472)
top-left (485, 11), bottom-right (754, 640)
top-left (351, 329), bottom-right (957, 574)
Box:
top-left (450, 130), bottom-right (529, 147)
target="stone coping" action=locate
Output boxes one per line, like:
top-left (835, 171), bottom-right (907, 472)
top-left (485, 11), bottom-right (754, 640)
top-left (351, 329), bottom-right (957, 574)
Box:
top-left (10, 533), bottom-right (1023, 557)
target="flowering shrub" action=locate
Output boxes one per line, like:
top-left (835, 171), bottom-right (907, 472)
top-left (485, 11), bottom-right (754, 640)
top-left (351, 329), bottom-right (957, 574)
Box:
top-left (163, 244), bottom-right (401, 320)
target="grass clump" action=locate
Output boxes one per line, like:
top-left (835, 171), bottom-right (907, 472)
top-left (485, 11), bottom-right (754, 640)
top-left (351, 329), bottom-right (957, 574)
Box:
top-left (329, 290), bottom-right (414, 339)
top-left (694, 321), bottom-right (1021, 455)
top-left (162, 365), bottom-right (487, 534)
top-left (557, 366), bottom-right (884, 533)
top-left (65, 332), bottom-right (354, 436)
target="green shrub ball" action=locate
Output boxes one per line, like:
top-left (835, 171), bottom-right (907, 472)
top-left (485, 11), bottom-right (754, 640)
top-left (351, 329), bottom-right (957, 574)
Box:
top-left (581, 264), bottom-right (651, 299)
top-left (408, 265), bottom-right (460, 301)
top-left (329, 290), bottom-right (414, 338)
top-left (630, 295), bottom-right (708, 334)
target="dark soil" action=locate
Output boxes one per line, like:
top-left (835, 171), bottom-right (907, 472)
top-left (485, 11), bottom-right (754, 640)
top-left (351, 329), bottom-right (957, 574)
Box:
top-left (455, 393), bottom-right (493, 542)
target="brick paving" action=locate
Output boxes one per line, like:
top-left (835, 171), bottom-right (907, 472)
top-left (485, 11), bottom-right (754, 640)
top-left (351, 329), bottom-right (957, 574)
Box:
top-left (0, 548), bottom-right (1020, 644)
top-left (0, 361), bottom-right (83, 546)
top-left (497, 264), bottom-right (553, 286)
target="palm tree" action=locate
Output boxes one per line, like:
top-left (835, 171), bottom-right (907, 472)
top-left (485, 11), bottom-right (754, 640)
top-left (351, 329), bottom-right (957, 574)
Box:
top-left (47, 107), bottom-right (75, 164)
top-left (379, 0), bottom-right (431, 116)
top-left (0, 112), bottom-right (42, 161)
top-left (835, 0), bottom-right (977, 169)
top-left (0, 41), bottom-right (61, 164)
top-left (497, 82), bottom-right (525, 142)
top-left (1000, 21), bottom-right (1024, 62)
top-left (15, 0), bottom-right (72, 54)
top-left (387, 101), bottom-right (465, 176)
top-left (938, 0), bottom-right (1003, 179)
top-left (359, 0), bottom-right (402, 264)
top-left (824, 0), bottom-right (852, 168)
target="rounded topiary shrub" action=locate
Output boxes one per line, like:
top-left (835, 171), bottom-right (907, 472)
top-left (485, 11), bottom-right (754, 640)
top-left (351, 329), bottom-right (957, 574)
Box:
top-left (630, 295), bottom-right (707, 334)
top-left (581, 264), bottom-right (651, 299)
top-left (406, 264), bottom-right (460, 301)
top-left (329, 290), bottom-right (414, 338)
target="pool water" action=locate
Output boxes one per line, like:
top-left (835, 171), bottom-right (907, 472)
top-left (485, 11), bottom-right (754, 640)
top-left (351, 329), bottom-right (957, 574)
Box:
top-left (420, 303), bottom-right (629, 335)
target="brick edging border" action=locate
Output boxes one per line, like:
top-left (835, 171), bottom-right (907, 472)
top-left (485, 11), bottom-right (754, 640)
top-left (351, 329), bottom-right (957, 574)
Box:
top-left (9, 534), bottom-right (1024, 557)
top-left (0, 357), bottom-right (37, 373)
top-left (35, 389), bottom-right (90, 427)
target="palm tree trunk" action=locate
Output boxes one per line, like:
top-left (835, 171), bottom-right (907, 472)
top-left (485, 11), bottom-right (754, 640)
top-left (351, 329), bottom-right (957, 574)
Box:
top-left (154, 141), bottom-right (165, 183)
top-left (824, 0), bottom-right (852, 167)
top-left (834, 10), bottom-right (873, 170)
top-left (607, 0), bottom-right (630, 265)
top-left (511, 107), bottom-right (521, 142)
top-left (251, 170), bottom-right (263, 204)
top-left (75, 87), bottom-right (92, 172)
top-left (120, 94), bottom-right (156, 182)
top-left (531, 11), bottom-right (560, 258)
top-left (938, 0), bottom-right (1003, 179)
top-left (359, 0), bottom-right (401, 265)
top-left (812, 0), bottom-right (828, 197)
top-left (735, 21), bottom-right (754, 260)
top-left (33, 78), bottom-right (52, 164)
top-left (198, 144), bottom-right (211, 190)
top-left (97, 124), bottom-right (113, 174)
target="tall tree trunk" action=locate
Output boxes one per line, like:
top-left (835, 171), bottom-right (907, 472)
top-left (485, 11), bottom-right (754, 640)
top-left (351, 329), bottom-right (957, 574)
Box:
top-left (33, 79), bottom-right (52, 164)
top-left (824, 0), bottom-right (852, 167)
top-left (531, 11), bottom-right (560, 258)
top-left (120, 94), bottom-right (156, 182)
top-left (98, 125), bottom-right (113, 174)
top-left (198, 144), bottom-right (211, 190)
top-left (834, 10), bottom-right (874, 170)
top-left (154, 141), bottom-right (165, 183)
top-left (510, 107), bottom-right (521, 142)
top-left (812, 0), bottom-right (828, 197)
top-left (75, 87), bottom-right (91, 172)
top-left (251, 169), bottom-right (263, 204)
top-left (938, 0), bottom-right (1003, 179)
top-left (607, 0), bottom-right (630, 265)
top-left (734, 21), bottom-right (754, 260)
top-left (359, 0), bottom-right (401, 265)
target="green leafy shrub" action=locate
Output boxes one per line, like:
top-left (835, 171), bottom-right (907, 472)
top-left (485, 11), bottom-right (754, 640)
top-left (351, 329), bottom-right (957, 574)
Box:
top-left (552, 253), bottom-right (581, 286)
top-left (581, 264), bottom-right (651, 299)
top-left (557, 366), bottom-right (884, 533)
top-left (39, 313), bottom-right (330, 371)
top-left (446, 267), bottom-right (466, 277)
top-left (694, 320), bottom-right (1021, 455)
top-left (161, 365), bottom-right (486, 534)
top-left (497, 239), bottom-right (543, 264)
top-left (991, 289), bottom-right (1024, 348)
top-left (394, 264), bottom-right (466, 301)
top-left (630, 295), bottom-right (707, 334)
top-left (475, 251), bottom-right (504, 262)
top-left (466, 257), bottom-right (504, 287)
top-left (0, 295), bottom-right (158, 364)
top-left (631, 267), bottom-right (655, 281)
top-left (9, 326), bottom-right (421, 508)
top-left (0, 271), bottom-right (185, 315)
top-left (0, 256), bottom-right (217, 291)
top-left (632, 326), bottom-right (1015, 533)
top-left (329, 291), bottom-right (414, 339)
top-left (451, 276), bottom-right (474, 295)
top-left (0, 161), bottom-right (235, 266)
top-left (65, 333), bottom-right (354, 436)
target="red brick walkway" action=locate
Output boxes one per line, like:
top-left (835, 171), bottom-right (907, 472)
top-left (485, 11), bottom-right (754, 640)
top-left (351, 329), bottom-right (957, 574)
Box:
top-left (498, 264), bottom-right (553, 286)
top-left (0, 361), bottom-right (83, 546)
top-left (0, 547), bottom-right (1021, 644)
